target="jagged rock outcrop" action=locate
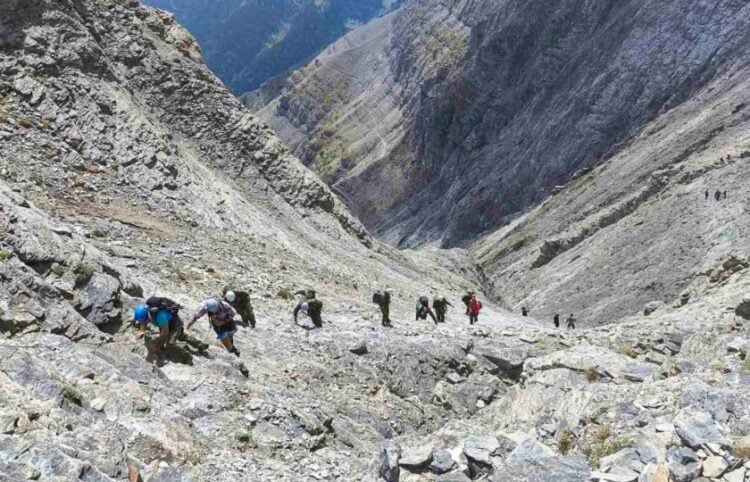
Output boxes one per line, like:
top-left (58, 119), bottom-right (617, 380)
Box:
top-left (253, 0), bottom-right (750, 249)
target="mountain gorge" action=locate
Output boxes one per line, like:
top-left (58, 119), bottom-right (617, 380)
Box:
top-left (4, 1), bottom-right (750, 481)
top-left (140, 0), bottom-right (402, 94)
top-left (253, 0), bottom-right (750, 249)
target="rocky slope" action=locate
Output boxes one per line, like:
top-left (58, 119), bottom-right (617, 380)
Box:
top-left (141, 0), bottom-right (402, 94)
top-left (5, 1), bottom-right (750, 482)
top-left (252, 0), bottom-right (750, 248)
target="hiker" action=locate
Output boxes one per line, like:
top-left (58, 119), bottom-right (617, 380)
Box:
top-left (133, 297), bottom-right (208, 360)
top-left (416, 295), bottom-right (437, 324)
top-left (468, 294), bottom-right (482, 325)
top-left (566, 313), bottom-right (576, 330)
top-left (223, 287), bottom-right (256, 328)
top-left (723, 190), bottom-right (727, 199)
top-left (187, 298), bottom-right (240, 357)
top-left (433, 296), bottom-right (452, 323)
top-left (294, 293), bottom-right (324, 328)
top-left (554, 313), bottom-right (560, 328)
top-left (372, 288), bottom-right (392, 326)
top-left (295, 289), bottom-right (317, 300)
top-left (705, 189), bottom-right (709, 200)
top-left (715, 190), bottom-right (721, 201)
top-left (461, 290), bottom-right (475, 315)
top-left (521, 306), bottom-right (529, 317)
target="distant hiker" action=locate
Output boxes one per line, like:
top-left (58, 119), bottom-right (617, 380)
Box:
top-left (468, 295), bottom-right (483, 325)
top-left (461, 290), bottom-right (475, 315)
top-left (223, 287), bottom-right (256, 328)
top-left (373, 288), bottom-right (392, 326)
top-left (433, 296), bottom-right (453, 323)
top-left (723, 190), bottom-right (727, 199)
top-left (566, 314), bottom-right (576, 330)
top-left (554, 314), bottom-right (560, 328)
top-left (521, 306), bottom-right (529, 317)
top-left (188, 298), bottom-right (240, 356)
top-left (705, 189), bottom-right (709, 200)
top-left (715, 190), bottom-right (721, 201)
top-left (416, 295), bottom-right (437, 324)
top-left (294, 293), bottom-right (324, 328)
top-left (133, 297), bottom-right (207, 360)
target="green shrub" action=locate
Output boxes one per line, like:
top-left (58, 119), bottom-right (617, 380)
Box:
top-left (0, 250), bottom-right (11, 261)
top-left (277, 288), bottom-right (294, 300)
top-left (62, 384), bottom-right (83, 406)
top-left (73, 261), bottom-right (97, 286)
top-left (585, 366), bottom-right (599, 382)
top-left (587, 437), bottom-right (633, 468)
top-left (557, 429), bottom-right (574, 455)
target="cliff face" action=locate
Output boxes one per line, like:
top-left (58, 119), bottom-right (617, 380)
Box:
top-left (254, 0), bottom-right (750, 248)
top-left (141, 0), bottom-right (402, 94)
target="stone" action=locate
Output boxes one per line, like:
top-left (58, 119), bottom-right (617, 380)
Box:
top-left (701, 456), bottom-right (728, 478)
top-left (674, 410), bottom-right (727, 449)
top-left (400, 445), bottom-right (433, 470)
top-left (437, 472), bottom-right (472, 482)
top-left (643, 301), bottom-right (664, 316)
top-left (724, 467), bottom-right (745, 482)
top-left (590, 471), bottom-right (637, 481)
top-left (90, 398), bottom-right (106, 412)
top-left (463, 435), bottom-right (500, 465)
top-left (726, 337), bottom-right (749, 355)
top-left (378, 440), bottom-right (400, 482)
top-left (475, 346), bottom-right (526, 380)
top-left (349, 340), bottom-right (368, 356)
top-left (0, 411), bottom-right (18, 434)
top-left (430, 449), bottom-right (457, 474)
top-left (77, 272), bottom-right (121, 327)
top-left (639, 463), bottom-right (670, 482)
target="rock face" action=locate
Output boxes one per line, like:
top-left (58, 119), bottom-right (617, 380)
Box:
top-left (253, 0), bottom-right (750, 250)
top-left (143, 0), bottom-right (403, 94)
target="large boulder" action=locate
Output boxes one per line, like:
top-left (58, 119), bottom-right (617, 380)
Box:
top-left (673, 410), bottom-right (727, 449)
top-left (77, 272), bottom-right (121, 328)
top-left (378, 440), bottom-right (400, 482)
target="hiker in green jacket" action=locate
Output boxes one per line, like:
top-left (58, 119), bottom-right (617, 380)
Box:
top-left (223, 287), bottom-right (256, 328)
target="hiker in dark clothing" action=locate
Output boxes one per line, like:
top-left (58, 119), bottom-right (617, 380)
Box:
top-left (723, 190), bottom-right (727, 199)
top-left (521, 306), bottom-right (529, 317)
top-left (416, 296), bottom-right (438, 324)
top-left (294, 295), bottom-right (324, 328)
top-left (373, 289), bottom-right (392, 326)
top-left (133, 297), bottom-right (208, 358)
top-left (468, 295), bottom-right (482, 325)
top-left (715, 190), bottom-right (722, 201)
top-left (461, 290), bottom-right (475, 315)
top-left (705, 190), bottom-right (709, 200)
top-left (566, 314), bottom-right (576, 330)
top-left (295, 289), bottom-right (317, 300)
top-left (223, 287), bottom-right (256, 328)
top-left (433, 296), bottom-right (453, 323)
top-left (189, 298), bottom-right (240, 356)
top-left (554, 314), bottom-right (560, 328)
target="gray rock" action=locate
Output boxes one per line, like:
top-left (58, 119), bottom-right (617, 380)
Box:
top-left (400, 445), bottom-right (433, 470)
top-left (349, 340), bottom-right (368, 356)
top-left (430, 449), bottom-right (457, 474)
top-left (77, 272), bottom-right (121, 328)
top-left (378, 440), bottom-right (400, 482)
top-left (463, 434), bottom-right (500, 465)
top-left (475, 346), bottom-right (526, 380)
top-left (674, 410), bottom-right (727, 449)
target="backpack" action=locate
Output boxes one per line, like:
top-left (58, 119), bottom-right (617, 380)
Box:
top-left (419, 296), bottom-right (428, 306)
top-left (372, 291), bottom-right (382, 305)
top-left (382, 291), bottom-right (391, 304)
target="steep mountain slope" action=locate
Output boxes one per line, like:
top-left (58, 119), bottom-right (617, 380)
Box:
top-left (253, 0), bottom-right (750, 248)
top-left (6, 2), bottom-right (750, 482)
top-left (141, 0), bottom-right (402, 94)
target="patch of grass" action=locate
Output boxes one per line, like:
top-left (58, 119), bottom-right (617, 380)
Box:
top-left (742, 357), bottom-right (750, 373)
top-left (17, 116), bottom-right (33, 128)
top-left (62, 384), bottom-right (83, 406)
top-left (732, 440), bottom-right (750, 460)
top-left (593, 425), bottom-right (612, 443)
top-left (39, 117), bottom-right (53, 129)
top-left (616, 345), bottom-right (638, 359)
top-left (557, 428), bottom-right (574, 455)
top-left (709, 361), bottom-right (726, 373)
top-left (90, 228), bottom-right (107, 239)
top-left (585, 366), bottom-right (599, 382)
top-left (73, 261), bottom-right (97, 286)
top-left (277, 287), bottom-right (294, 300)
top-left (0, 250), bottom-right (11, 261)
top-left (586, 437), bottom-right (633, 468)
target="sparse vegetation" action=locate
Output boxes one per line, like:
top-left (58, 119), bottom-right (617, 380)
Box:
top-left (616, 345), bottom-right (638, 359)
top-left (557, 428), bottom-right (574, 455)
top-left (277, 287), bottom-right (294, 300)
top-left (18, 116), bottom-right (33, 128)
top-left (585, 366), bottom-right (599, 382)
top-left (586, 437), bottom-right (633, 468)
top-left (0, 250), bottom-right (11, 261)
top-left (593, 424), bottom-right (612, 443)
top-left (732, 440), bottom-right (750, 460)
top-left (62, 384), bottom-right (83, 406)
top-left (73, 261), bottom-right (97, 286)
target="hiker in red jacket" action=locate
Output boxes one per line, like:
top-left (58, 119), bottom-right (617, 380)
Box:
top-left (469, 295), bottom-right (482, 325)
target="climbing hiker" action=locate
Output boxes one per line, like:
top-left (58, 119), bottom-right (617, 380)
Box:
top-left (133, 297), bottom-right (208, 360)
top-left (724, 190), bottom-right (727, 199)
top-left (705, 189), bottom-right (709, 200)
top-left (566, 313), bottom-right (577, 330)
top-left (468, 294), bottom-right (482, 325)
top-left (715, 190), bottom-right (722, 201)
top-left (187, 298), bottom-right (240, 357)
top-left (461, 290), bottom-right (475, 315)
top-left (294, 292), bottom-right (324, 328)
top-left (554, 313), bottom-right (560, 328)
top-left (295, 288), bottom-right (317, 300)
top-left (433, 296), bottom-right (452, 323)
top-left (521, 306), bottom-right (529, 317)
top-left (223, 287), bottom-right (256, 328)
top-left (372, 288), bottom-right (392, 327)
top-left (416, 295), bottom-right (437, 324)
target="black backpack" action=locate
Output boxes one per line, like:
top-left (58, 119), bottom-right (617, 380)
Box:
top-left (373, 291), bottom-right (382, 305)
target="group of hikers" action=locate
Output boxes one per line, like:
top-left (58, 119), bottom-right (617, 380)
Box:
top-left (132, 285), bottom-right (577, 362)
top-left (705, 189), bottom-right (727, 201)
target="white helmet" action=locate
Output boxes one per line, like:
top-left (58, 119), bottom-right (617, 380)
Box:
top-left (206, 298), bottom-right (220, 313)
top-left (225, 291), bottom-right (236, 303)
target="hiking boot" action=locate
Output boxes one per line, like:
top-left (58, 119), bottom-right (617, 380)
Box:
top-left (231, 347), bottom-right (241, 357)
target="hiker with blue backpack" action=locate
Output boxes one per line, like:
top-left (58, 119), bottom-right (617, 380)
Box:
top-left (133, 296), bottom-right (208, 360)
